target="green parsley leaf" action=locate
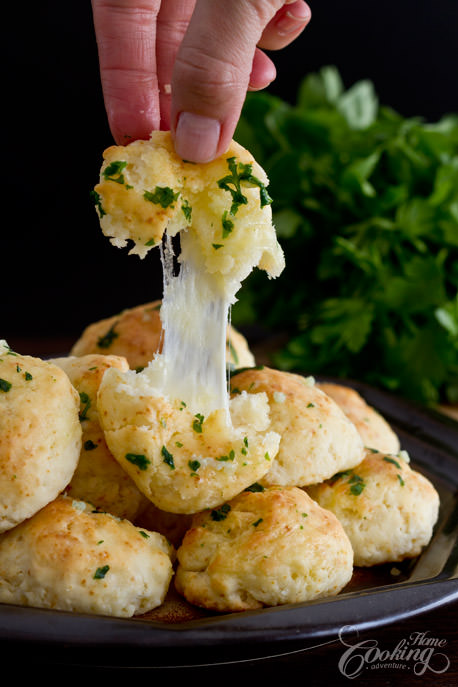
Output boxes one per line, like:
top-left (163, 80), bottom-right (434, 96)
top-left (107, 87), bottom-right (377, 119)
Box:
top-left (245, 482), bottom-right (265, 492)
top-left (90, 189), bottom-right (106, 217)
top-left (0, 378), bottom-right (12, 392)
top-left (125, 453), bottom-right (151, 470)
top-left (210, 503), bottom-right (231, 521)
top-left (161, 445), bottom-right (175, 469)
top-left (97, 322), bottom-right (119, 349)
top-left (144, 186), bottom-right (179, 208)
top-left (79, 392), bottom-right (91, 421)
top-left (192, 413), bottom-right (204, 433)
top-left (181, 199), bottom-right (192, 221)
top-left (103, 160), bottom-right (127, 184)
top-left (383, 456), bottom-right (402, 469)
top-left (93, 565), bottom-right (110, 579)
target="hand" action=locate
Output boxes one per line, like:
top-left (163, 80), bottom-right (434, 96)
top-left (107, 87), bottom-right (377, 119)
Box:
top-left (91, 0), bottom-right (311, 162)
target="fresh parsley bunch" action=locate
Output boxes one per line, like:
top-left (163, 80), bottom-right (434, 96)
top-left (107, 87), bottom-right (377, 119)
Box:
top-left (233, 66), bottom-right (458, 405)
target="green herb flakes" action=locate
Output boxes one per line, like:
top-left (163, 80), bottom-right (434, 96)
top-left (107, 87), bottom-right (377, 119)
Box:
top-left (188, 459), bottom-right (201, 474)
top-left (93, 565), bottom-right (110, 580)
top-left (181, 199), bottom-right (192, 221)
top-left (192, 413), bottom-right (204, 433)
top-left (144, 186), bottom-right (179, 208)
top-left (210, 504), bottom-right (231, 521)
top-left (397, 474), bottom-right (405, 486)
top-left (103, 160), bottom-right (127, 184)
top-left (383, 456), bottom-right (402, 469)
top-left (139, 530), bottom-right (150, 539)
top-left (97, 323), bottom-right (119, 349)
top-left (0, 378), bottom-right (12, 392)
top-left (90, 189), bottom-right (106, 217)
top-left (78, 392), bottom-right (91, 420)
top-left (252, 518), bottom-right (263, 527)
top-left (161, 445), bottom-right (175, 469)
top-left (125, 453), bottom-right (151, 470)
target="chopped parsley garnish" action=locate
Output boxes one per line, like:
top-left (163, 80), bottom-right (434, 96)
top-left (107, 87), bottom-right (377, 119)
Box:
top-left (90, 189), bottom-right (106, 217)
top-left (212, 243), bottom-right (224, 250)
top-left (145, 238), bottom-right (156, 246)
top-left (217, 156), bottom-right (272, 215)
top-left (139, 530), bottom-right (150, 539)
top-left (188, 459), bottom-right (201, 474)
top-left (216, 450), bottom-right (235, 462)
top-left (84, 439), bottom-right (97, 451)
top-left (210, 503), bottom-right (231, 521)
top-left (161, 445), bottom-right (175, 469)
top-left (79, 392), bottom-right (91, 420)
top-left (383, 456), bottom-right (402, 469)
top-left (93, 565), bottom-right (110, 580)
top-left (348, 474), bottom-right (366, 495)
top-left (181, 199), bottom-right (192, 221)
top-left (229, 364), bottom-right (264, 378)
top-left (103, 160), bottom-right (128, 184)
top-left (179, 400), bottom-right (187, 410)
top-left (252, 518), bottom-right (263, 527)
top-left (221, 210), bottom-right (234, 238)
top-left (397, 474), bottom-right (405, 486)
top-left (265, 452), bottom-right (271, 461)
top-left (0, 378), bottom-right (12, 392)
top-left (24, 372), bottom-right (32, 381)
top-left (307, 402), bottom-right (315, 408)
top-left (192, 413), bottom-right (204, 433)
top-left (97, 322), bottom-right (119, 349)
top-left (245, 482), bottom-right (264, 492)
top-left (175, 441), bottom-right (183, 448)
top-left (144, 186), bottom-right (179, 208)
top-left (125, 453), bottom-right (151, 470)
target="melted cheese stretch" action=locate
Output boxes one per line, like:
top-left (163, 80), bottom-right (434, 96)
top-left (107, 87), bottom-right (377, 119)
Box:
top-left (154, 231), bottom-right (231, 420)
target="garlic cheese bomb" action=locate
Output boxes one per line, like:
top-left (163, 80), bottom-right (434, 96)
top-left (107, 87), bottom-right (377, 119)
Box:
top-left (0, 495), bottom-right (173, 617)
top-left (317, 382), bottom-right (400, 454)
top-left (229, 367), bottom-right (365, 487)
top-left (97, 367), bottom-right (281, 514)
top-left (306, 449), bottom-right (440, 566)
top-left (70, 300), bottom-right (255, 371)
top-left (0, 340), bottom-right (81, 533)
top-left (50, 354), bottom-right (149, 521)
top-left (175, 486), bottom-right (353, 612)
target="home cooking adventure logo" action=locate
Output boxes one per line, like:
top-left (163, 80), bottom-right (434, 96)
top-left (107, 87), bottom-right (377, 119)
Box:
top-left (337, 625), bottom-right (451, 678)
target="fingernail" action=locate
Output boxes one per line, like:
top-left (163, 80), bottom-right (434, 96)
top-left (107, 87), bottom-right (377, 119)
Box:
top-left (174, 112), bottom-right (221, 163)
top-left (276, 5), bottom-right (311, 35)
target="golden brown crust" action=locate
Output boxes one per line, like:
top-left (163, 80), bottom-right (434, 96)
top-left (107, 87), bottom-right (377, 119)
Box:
top-left (306, 449), bottom-right (440, 566)
top-left (317, 382), bottom-right (400, 454)
top-left (0, 342), bottom-right (82, 533)
top-left (50, 354), bottom-right (149, 521)
top-left (175, 486), bottom-right (353, 612)
top-left (230, 367), bottom-right (365, 487)
top-left (0, 495), bottom-right (174, 617)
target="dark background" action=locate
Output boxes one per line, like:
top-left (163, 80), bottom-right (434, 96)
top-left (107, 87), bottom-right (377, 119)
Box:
top-left (3, 0), bottom-right (458, 352)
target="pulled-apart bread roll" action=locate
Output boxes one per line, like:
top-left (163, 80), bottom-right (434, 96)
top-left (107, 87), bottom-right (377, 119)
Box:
top-left (0, 495), bottom-right (173, 617)
top-left (0, 340), bottom-right (81, 533)
top-left (70, 300), bottom-right (255, 371)
top-left (92, 131), bottom-right (284, 286)
top-left (175, 486), bottom-right (353, 612)
top-left (306, 449), bottom-right (440, 567)
top-left (97, 368), bottom-right (280, 514)
top-left (317, 382), bottom-right (400, 454)
top-left (229, 367), bottom-right (365, 487)
top-left (50, 354), bottom-right (149, 521)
